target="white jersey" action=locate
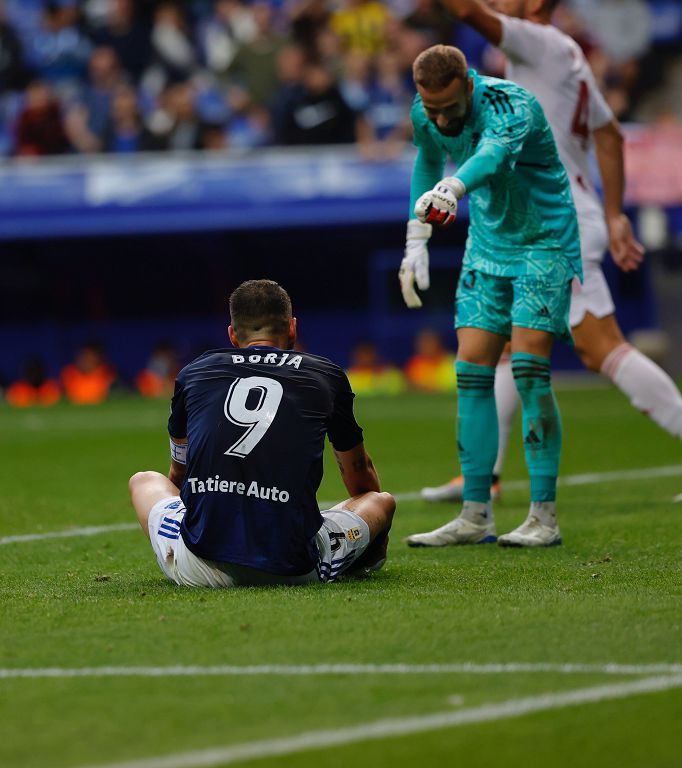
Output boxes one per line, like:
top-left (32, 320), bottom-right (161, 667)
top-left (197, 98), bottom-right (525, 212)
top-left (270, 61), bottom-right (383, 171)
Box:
top-left (499, 16), bottom-right (613, 235)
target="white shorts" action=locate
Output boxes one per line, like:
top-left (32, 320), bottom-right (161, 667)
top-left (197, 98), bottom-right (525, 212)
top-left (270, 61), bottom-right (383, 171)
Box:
top-left (570, 214), bottom-right (614, 327)
top-left (147, 497), bottom-right (371, 588)
top-left (569, 260), bottom-right (615, 328)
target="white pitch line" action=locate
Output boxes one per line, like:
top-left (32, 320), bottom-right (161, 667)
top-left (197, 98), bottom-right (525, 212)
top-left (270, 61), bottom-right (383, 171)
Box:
top-left (2, 662), bottom-right (681, 680)
top-left (2, 463), bottom-right (680, 547)
top-left (0, 523), bottom-right (138, 545)
top-left (76, 674), bottom-right (682, 768)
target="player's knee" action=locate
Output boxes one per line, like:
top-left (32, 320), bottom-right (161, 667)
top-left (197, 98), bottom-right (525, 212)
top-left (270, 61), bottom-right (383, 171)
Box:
top-left (128, 470), bottom-right (155, 496)
top-left (576, 343), bottom-right (607, 373)
top-left (377, 491), bottom-right (396, 525)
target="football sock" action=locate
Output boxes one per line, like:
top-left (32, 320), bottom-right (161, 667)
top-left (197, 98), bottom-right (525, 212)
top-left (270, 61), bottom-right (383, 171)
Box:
top-left (460, 500), bottom-right (493, 525)
top-left (493, 354), bottom-right (520, 477)
top-left (456, 361), bottom-right (498, 503)
top-left (511, 353), bottom-right (562, 503)
top-left (601, 343), bottom-right (682, 439)
top-left (529, 501), bottom-right (557, 527)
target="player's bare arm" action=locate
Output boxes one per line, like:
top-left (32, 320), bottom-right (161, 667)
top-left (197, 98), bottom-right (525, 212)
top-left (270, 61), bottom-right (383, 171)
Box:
top-left (169, 436), bottom-right (187, 488)
top-left (593, 119), bottom-right (645, 272)
top-left (333, 443), bottom-right (381, 496)
top-left (437, 0), bottom-right (503, 45)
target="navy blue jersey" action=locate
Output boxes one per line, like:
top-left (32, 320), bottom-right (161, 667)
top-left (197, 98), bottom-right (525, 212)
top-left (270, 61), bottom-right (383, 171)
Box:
top-left (168, 346), bottom-right (363, 576)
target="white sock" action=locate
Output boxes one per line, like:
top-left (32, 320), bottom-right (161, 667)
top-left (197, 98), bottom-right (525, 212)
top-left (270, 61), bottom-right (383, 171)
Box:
top-left (529, 501), bottom-right (556, 527)
top-left (493, 356), bottom-right (521, 476)
top-left (461, 501), bottom-right (493, 525)
top-left (601, 343), bottom-right (682, 439)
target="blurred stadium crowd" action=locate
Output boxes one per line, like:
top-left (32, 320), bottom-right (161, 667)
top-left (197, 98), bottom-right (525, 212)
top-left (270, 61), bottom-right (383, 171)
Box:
top-left (5, 331), bottom-right (458, 406)
top-left (1, 0), bottom-right (681, 158)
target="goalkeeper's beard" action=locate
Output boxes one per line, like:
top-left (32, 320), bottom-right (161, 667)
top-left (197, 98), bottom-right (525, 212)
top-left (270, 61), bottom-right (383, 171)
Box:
top-left (438, 96), bottom-right (473, 137)
top-left (440, 121), bottom-right (465, 137)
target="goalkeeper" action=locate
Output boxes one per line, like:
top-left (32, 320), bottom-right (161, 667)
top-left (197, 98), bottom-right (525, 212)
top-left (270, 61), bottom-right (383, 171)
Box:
top-left (401, 45), bottom-right (580, 548)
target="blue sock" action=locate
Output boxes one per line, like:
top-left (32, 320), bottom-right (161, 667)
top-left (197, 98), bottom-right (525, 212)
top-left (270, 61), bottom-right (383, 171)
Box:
top-left (456, 361), bottom-right (497, 503)
top-left (511, 353), bottom-right (562, 502)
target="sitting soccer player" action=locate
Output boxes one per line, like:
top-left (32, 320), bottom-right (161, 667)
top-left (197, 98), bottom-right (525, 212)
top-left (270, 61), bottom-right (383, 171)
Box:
top-left (129, 280), bottom-right (395, 587)
top-left (400, 45), bottom-right (581, 547)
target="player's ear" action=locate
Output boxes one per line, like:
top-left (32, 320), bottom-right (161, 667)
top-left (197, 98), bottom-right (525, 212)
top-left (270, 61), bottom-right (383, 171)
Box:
top-left (228, 325), bottom-right (240, 348)
top-left (467, 77), bottom-right (474, 96)
top-left (289, 317), bottom-right (297, 346)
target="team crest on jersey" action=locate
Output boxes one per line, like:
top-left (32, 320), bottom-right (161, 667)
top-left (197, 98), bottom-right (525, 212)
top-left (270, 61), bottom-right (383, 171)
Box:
top-left (345, 527), bottom-right (363, 541)
top-left (164, 500), bottom-right (182, 510)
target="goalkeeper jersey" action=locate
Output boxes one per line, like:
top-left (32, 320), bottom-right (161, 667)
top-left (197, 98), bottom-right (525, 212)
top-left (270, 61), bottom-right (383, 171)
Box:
top-left (410, 70), bottom-right (581, 280)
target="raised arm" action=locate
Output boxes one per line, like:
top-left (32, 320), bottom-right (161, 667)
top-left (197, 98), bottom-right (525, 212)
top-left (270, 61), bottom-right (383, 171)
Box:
top-left (593, 119), bottom-right (645, 272)
top-left (333, 443), bottom-right (381, 497)
top-left (438, 0), bottom-right (503, 45)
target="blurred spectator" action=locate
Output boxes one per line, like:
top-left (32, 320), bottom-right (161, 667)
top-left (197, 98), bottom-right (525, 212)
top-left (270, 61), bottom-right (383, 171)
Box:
top-left (403, 0), bottom-right (454, 47)
top-left (0, 0), bottom-right (27, 91)
top-left (135, 342), bottom-right (179, 398)
top-left (199, 120), bottom-right (229, 151)
top-left (64, 45), bottom-right (125, 153)
top-left (25, 1), bottom-right (91, 93)
top-left (61, 342), bottom-right (116, 405)
top-left (101, 83), bottom-right (163, 153)
top-left (81, 46), bottom-right (124, 138)
top-left (287, 0), bottom-right (330, 58)
top-left (360, 49), bottom-right (412, 159)
top-left (339, 52), bottom-right (372, 114)
top-left (346, 341), bottom-right (406, 396)
top-left (270, 42), bottom-right (306, 138)
top-left (404, 329), bottom-right (457, 393)
top-left (225, 85), bottom-right (271, 149)
top-left (142, 2), bottom-right (197, 97)
top-left (330, 0), bottom-right (393, 56)
top-left (15, 80), bottom-right (70, 156)
top-left (89, 0), bottom-right (150, 84)
top-left (198, 0), bottom-right (256, 82)
top-left (6, 359), bottom-right (60, 407)
top-left (228, 1), bottom-right (288, 108)
top-left (145, 80), bottom-right (203, 151)
top-left (274, 60), bottom-right (359, 145)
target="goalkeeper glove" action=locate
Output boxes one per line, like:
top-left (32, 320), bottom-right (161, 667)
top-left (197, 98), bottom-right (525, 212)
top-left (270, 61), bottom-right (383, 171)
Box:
top-left (399, 219), bottom-right (432, 309)
top-left (414, 177), bottom-right (466, 228)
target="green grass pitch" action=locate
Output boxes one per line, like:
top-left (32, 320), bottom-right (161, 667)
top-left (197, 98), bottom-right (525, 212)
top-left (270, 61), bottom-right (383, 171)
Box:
top-left (1, 385), bottom-right (681, 768)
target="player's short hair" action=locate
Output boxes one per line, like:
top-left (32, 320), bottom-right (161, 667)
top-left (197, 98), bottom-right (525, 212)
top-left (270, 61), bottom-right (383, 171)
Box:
top-left (229, 280), bottom-right (293, 339)
top-left (412, 45), bottom-right (469, 91)
top-left (545, 0), bottom-right (561, 11)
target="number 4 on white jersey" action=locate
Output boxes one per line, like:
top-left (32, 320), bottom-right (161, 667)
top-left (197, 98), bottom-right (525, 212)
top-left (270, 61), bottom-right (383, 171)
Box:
top-left (224, 376), bottom-right (283, 457)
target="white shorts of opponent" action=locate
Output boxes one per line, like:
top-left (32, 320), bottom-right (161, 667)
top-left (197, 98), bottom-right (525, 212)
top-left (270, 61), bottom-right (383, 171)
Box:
top-left (148, 497), bottom-right (371, 588)
top-left (570, 214), bottom-right (615, 328)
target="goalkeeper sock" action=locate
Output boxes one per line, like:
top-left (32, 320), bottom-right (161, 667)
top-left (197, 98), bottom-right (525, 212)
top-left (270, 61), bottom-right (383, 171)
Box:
top-left (493, 354), bottom-right (520, 477)
top-left (601, 343), bottom-right (682, 439)
top-left (456, 361), bottom-right (498, 503)
top-left (512, 353), bottom-right (562, 503)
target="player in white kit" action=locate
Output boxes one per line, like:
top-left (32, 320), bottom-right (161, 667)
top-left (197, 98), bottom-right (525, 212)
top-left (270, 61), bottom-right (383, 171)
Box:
top-left (418, 0), bottom-right (682, 518)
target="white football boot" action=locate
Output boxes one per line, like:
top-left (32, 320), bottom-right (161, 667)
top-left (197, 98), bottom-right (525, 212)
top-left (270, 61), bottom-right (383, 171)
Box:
top-left (421, 475), bottom-right (501, 503)
top-left (406, 503), bottom-right (497, 547)
top-left (497, 503), bottom-right (562, 547)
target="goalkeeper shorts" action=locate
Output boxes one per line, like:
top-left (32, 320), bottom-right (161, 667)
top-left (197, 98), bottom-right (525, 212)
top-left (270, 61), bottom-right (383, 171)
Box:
top-left (455, 265), bottom-right (573, 344)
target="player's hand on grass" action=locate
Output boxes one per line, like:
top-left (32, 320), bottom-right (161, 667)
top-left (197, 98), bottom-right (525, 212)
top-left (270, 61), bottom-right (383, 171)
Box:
top-left (414, 177), bottom-right (465, 228)
top-left (399, 220), bottom-right (432, 308)
top-left (608, 214), bottom-right (645, 272)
